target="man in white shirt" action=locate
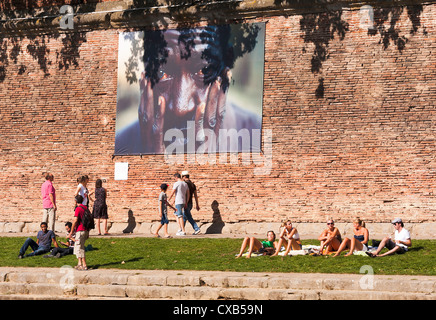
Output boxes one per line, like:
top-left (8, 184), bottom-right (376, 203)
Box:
top-left (169, 173), bottom-right (190, 236)
top-left (367, 218), bottom-right (412, 257)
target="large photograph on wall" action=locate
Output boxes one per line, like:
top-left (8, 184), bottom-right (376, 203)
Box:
top-left (115, 22), bottom-right (265, 155)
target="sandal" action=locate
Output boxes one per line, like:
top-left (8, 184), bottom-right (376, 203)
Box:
top-left (74, 265), bottom-right (89, 271)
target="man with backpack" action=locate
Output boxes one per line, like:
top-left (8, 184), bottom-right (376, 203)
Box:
top-left (69, 195), bottom-right (93, 270)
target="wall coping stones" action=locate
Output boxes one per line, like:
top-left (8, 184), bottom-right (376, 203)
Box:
top-left (1, 0), bottom-right (435, 36)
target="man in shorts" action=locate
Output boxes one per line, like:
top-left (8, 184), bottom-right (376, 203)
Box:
top-left (69, 195), bottom-right (89, 270)
top-left (366, 218), bottom-right (412, 257)
top-left (169, 173), bottom-right (190, 236)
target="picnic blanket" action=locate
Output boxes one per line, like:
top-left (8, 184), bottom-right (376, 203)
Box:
top-left (236, 245), bottom-right (376, 257)
top-left (237, 245), bottom-right (321, 257)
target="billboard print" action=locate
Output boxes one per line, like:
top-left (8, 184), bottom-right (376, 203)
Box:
top-left (115, 22), bottom-right (265, 155)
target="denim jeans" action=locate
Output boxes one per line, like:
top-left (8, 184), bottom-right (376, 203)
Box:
top-left (19, 238), bottom-right (50, 257)
top-left (183, 203), bottom-right (200, 232)
top-left (175, 204), bottom-right (184, 218)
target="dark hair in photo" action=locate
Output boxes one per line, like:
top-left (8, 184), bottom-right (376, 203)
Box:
top-left (75, 195), bottom-right (84, 204)
top-left (267, 230), bottom-right (276, 241)
top-left (95, 179), bottom-right (103, 188)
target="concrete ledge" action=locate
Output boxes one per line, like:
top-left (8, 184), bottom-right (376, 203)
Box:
top-left (1, 221), bottom-right (435, 239)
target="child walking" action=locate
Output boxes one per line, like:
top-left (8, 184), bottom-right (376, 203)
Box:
top-left (154, 183), bottom-right (175, 238)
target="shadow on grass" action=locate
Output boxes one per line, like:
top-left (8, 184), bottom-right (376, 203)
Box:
top-left (91, 257), bottom-right (144, 269)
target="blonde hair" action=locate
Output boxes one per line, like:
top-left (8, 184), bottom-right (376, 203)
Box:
top-left (282, 220), bottom-right (292, 227)
top-left (354, 217), bottom-right (365, 228)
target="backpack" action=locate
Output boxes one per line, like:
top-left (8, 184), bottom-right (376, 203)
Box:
top-left (82, 206), bottom-right (95, 230)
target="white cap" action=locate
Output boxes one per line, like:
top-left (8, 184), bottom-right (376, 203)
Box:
top-left (391, 218), bottom-right (403, 224)
top-left (181, 171), bottom-right (189, 177)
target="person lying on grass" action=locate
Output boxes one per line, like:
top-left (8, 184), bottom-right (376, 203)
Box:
top-left (236, 231), bottom-right (279, 259)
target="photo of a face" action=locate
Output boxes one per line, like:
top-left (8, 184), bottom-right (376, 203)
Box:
top-left (115, 22), bottom-right (265, 155)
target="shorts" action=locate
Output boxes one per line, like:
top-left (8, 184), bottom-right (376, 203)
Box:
top-left (174, 204), bottom-right (184, 218)
top-left (160, 213), bottom-right (169, 225)
top-left (74, 230), bottom-right (89, 258)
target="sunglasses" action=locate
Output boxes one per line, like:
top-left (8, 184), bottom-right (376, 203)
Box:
top-left (327, 222), bottom-right (334, 225)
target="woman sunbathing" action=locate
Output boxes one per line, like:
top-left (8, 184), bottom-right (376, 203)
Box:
top-left (318, 219), bottom-right (342, 255)
top-left (333, 218), bottom-right (369, 257)
top-left (236, 231), bottom-right (279, 259)
top-left (271, 220), bottom-right (302, 257)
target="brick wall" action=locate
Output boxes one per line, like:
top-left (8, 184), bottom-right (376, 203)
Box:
top-left (0, 1), bottom-right (435, 227)
top-left (0, 0), bottom-right (110, 11)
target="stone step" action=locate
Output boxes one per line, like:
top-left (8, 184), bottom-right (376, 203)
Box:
top-left (1, 282), bottom-right (435, 300)
top-left (0, 267), bottom-right (435, 300)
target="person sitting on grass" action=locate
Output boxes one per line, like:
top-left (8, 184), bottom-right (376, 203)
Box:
top-left (271, 220), bottom-right (302, 257)
top-left (18, 222), bottom-right (58, 259)
top-left (366, 218), bottom-right (411, 258)
top-left (318, 219), bottom-right (342, 255)
top-left (333, 218), bottom-right (369, 257)
top-left (44, 222), bottom-right (75, 258)
top-left (236, 230), bottom-right (279, 259)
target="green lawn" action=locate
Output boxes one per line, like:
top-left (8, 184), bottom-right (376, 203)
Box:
top-left (1, 237), bottom-right (435, 275)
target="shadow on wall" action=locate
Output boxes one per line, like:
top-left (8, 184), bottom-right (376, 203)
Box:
top-left (123, 209), bottom-right (136, 233)
top-left (205, 200), bottom-right (225, 234)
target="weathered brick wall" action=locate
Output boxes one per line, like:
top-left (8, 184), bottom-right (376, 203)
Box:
top-left (0, 1), bottom-right (435, 228)
top-left (0, 0), bottom-right (110, 11)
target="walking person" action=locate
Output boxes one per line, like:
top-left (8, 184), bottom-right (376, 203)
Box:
top-left (90, 179), bottom-right (109, 235)
top-left (154, 183), bottom-right (176, 238)
top-left (181, 171), bottom-right (201, 235)
top-left (69, 195), bottom-right (90, 270)
top-left (168, 173), bottom-right (190, 236)
top-left (41, 173), bottom-right (57, 232)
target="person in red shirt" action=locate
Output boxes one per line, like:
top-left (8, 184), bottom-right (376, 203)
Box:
top-left (69, 195), bottom-right (89, 270)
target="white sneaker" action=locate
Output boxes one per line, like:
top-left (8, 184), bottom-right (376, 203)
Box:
top-left (176, 231), bottom-right (186, 236)
top-left (193, 229), bottom-right (201, 235)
